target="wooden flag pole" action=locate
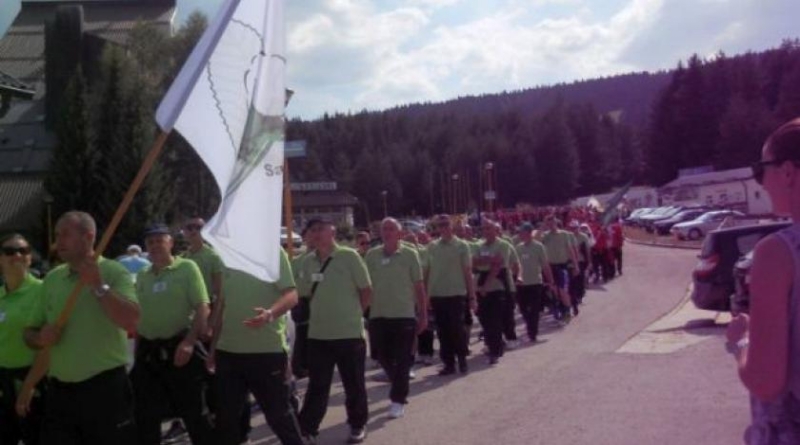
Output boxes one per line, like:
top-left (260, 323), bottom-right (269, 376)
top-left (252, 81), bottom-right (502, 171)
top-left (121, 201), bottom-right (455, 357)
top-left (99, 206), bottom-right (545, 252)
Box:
top-left (284, 160), bottom-right (295, 258)
top-left (17, 131), bottom-right (171, 415)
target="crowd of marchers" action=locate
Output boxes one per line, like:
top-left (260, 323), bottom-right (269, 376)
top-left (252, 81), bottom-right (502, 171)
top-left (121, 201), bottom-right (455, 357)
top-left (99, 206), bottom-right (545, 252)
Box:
top-left (0, 206), bottom-right (625, 445)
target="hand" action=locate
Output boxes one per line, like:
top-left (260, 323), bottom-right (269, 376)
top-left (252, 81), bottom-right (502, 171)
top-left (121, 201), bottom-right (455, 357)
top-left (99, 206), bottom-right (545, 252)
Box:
top-left (726, 314), bottom-right (750, 344)
top-left (205, 349), bottom-right (216, 374)
top-left (38, 324), bottom-right (62, 348)
top-left (243, 307), bottom-right (272, 329)
top-left (416, 316), bottom-right (428, 335)
top-left (15, 387), bottom-right (34, 417)
top-left (469, 298), bottom-right (477, 313)
top-left (75, 256), bottom-right (103, 288)
top-left (173, 339), bottom-right (194, 368)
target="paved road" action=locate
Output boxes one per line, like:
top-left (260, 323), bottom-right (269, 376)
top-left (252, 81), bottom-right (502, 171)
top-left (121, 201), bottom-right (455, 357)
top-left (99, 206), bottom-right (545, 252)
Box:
top-left (236, 243), bottom-right (750, 445)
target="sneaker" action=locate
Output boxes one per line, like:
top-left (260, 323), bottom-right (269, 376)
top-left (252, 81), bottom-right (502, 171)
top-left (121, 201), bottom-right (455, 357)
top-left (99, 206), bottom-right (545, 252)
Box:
top-left (420, 355), bottom-right (433, 366)
top-left (302, 434), bottom-right (318, 445)
top-left (371, 370), bottom-right (390, 382)
top-left (370, 360), bottom-right (381, 370)
top-left (409, 369), bottom-right (416, 379)
top-left (389, 402), bottom-right (405, 419)
top-left (437, 366), bottom-right (456, 376)
top-left (162, 420), bottom-right (187, 444)
top-left (347, 427), bottom-right (367, 444)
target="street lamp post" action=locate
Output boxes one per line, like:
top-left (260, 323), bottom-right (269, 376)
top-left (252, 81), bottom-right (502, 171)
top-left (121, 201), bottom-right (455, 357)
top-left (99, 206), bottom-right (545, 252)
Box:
top-left (484, 162), bottom-right (495, 214)
top-left (42, 192), bottom-right (54, 253)
top-left (451, 174), bottom-right (459, 214)
top-left (381, 190), bottom-right (388, 218)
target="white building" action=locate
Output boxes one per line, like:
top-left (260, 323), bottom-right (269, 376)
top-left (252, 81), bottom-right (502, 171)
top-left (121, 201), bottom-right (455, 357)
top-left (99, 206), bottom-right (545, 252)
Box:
top-left (658, 167), bottom-right (771, 215)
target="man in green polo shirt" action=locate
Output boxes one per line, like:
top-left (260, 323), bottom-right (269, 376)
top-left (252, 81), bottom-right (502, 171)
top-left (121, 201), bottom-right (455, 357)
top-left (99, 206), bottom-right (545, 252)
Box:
top-left (297, 218), bottom-right (372, 444)
top-left (425, 214), bottom-right (475, 375)
top-left (208, 248), bottom-right (305, 445)
top-left (181, 217), bottom-right (224, 332)
top-left (540, 216), bottom-right (579, 322)
top-left (473, 220), bottom-right (514, 364)
top-left (0, 234), bottom-right (44, 444)
top-left (25, 211), bottom-right (140, 444)
top-left (515, 222), bottom-right (555, 342)
top-left (130, 224), bottom-right (213, 445)
top-left (365, 218), bottom-right (427, 419)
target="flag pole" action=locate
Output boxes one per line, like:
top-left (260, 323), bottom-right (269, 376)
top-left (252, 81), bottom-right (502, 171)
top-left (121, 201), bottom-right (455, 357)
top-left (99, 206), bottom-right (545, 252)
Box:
top-left (284, 160), bottom-right (295, 257)
top-left (19, 130), bottom-right (171, 411)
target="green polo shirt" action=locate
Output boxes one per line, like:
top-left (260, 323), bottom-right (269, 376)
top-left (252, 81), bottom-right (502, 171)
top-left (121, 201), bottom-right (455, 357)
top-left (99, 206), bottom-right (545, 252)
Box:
top-left (417, 246), bottom-right (429, 270)
top-left (365, 244), bottom-right (422, 319)
top-left (541, 230), bottom-right (574, 265)
top-left (28, 258), bottom-right (137, 383)
top-left (182, 244), bottom-right (224, 297)
top-left (135, 257), bottom-right (209, 340)
top-left (0, 274), bottom-right (42, 368)
top-left (516, 241), bottom-right (549, 285)
top-left (300, 244), bottom-right (371, 340)
top-left (292, 251), bottom-right (313, 298)
top-left (425, 237), bottom-right (471, 297)
top-left (218, 249), bottom-right (295, 354)
top-left (474, 239), bottom-right (513, 292)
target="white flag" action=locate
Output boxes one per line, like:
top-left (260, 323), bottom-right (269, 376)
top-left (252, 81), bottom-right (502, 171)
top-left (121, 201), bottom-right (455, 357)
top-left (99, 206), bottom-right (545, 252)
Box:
top-left (156, 0), bottom-right (286, 282)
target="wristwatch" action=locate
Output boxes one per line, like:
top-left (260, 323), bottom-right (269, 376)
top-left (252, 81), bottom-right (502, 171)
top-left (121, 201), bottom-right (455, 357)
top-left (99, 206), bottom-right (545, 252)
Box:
top-left (93, 283), bottom-right (111, 298)
top-left (265, 309), bottom-right (274, 323)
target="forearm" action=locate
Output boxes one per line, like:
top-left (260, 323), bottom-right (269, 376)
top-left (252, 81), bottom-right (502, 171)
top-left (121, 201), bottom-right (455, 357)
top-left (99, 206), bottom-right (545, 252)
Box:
top-left (98, 292), bottom-right (140, 332)
top-left (186, 304), bottom-right (210, 343)
top-left (462, 267), bottom-right (475, 297)
top-left (414, 282), bottom-right (428, 314)
top-left (269, 289), bottom-right (299, 318)
top-left (23, 328), bottom-right (43, 350)
top-left (359, 287), bottom-right (372, 312)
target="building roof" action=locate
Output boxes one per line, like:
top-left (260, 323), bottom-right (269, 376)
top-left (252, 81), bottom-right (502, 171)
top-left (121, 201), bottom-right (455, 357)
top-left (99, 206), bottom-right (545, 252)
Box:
top-left (293, 191), bottom-right (359, 208)
top-left (0, 174), bottom-right (45, 231)
top-left (661, 167), bottom-right (753, 191)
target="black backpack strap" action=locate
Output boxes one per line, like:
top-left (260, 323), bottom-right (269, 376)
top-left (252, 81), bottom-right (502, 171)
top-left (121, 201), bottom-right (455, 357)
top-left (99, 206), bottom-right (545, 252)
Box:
top-left (309, 256), bottom-right (334, 301)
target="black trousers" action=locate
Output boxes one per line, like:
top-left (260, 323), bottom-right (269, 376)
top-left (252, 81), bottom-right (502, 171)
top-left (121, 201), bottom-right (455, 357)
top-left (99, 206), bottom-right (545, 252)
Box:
top-left (291, 323), bottom-right (309, 378)
top-left (299, 339), bottom-right (368, 436)
top-left (0, 366), bottom-right (45, 445)
top-left (417, 308), bottom-right (435, 357)
top-left (370, 318), bottom-right (416, 404)
top-left (516, 285), bottom-right (544, 340)
top-left (214, 351), bottom-right (304, 445)
top-left (430, 296), bottom-right (469, 367)
top-left (41, 366), bottom-right (136, 445)
top-left (477, 291), bottom-right (505, 358)
top-left (502, 291), bottom-right (518, 341)
top-left (130, 338), bottom-right (213, 445)
top-left (611, 247), bottom-right (623, 275)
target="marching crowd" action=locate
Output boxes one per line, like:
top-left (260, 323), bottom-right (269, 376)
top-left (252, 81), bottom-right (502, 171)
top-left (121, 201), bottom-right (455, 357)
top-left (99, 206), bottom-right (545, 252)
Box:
top-left (0, 207), bottom-right (625, 445)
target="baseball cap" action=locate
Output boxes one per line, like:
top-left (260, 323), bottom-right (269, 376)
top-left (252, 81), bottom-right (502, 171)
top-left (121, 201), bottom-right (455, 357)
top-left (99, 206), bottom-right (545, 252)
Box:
top-left (143, 223), bottom-right (171, 237)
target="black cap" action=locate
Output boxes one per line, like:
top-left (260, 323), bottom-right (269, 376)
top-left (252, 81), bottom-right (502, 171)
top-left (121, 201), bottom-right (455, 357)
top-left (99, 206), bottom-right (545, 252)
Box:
top-left (304, 217), bottom-right (334, 232)
top-left (143, 223), bottom-right (171, 237)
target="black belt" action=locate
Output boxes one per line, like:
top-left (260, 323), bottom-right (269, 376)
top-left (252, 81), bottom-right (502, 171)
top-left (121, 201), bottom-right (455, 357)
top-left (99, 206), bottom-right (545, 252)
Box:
top-left (50, 366), bottom-right (126, 389)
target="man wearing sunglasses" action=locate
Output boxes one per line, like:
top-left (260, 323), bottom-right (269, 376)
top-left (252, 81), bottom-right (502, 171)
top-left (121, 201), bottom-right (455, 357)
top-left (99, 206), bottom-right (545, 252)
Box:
top-left (424, 214), bottom-right (476, 376)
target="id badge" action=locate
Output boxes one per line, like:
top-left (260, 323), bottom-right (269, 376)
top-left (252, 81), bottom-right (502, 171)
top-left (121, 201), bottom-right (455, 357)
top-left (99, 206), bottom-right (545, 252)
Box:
top-left (381, 258), bottom-right (391, 266)
top-left (311, 273), bottom-right (324, 283)
top-left (152, 281), bottom-right (167, 293)
top-left (480, 250), bottom-right (491, 257)
top-left (0, 311), bottom-right (6, 323)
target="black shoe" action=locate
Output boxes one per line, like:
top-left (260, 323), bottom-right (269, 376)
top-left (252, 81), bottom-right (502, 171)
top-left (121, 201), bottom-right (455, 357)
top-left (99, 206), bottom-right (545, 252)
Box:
top-left (488, 355), bottom-right (499, 365)
top-left (457, 357), bottom-right (468, 374)
top-left (347, 427), bottom-right (367, 444)
top-left (161, 420), bottom-right (187, 444)
top-left (438, 366), bottom-right (456, 376)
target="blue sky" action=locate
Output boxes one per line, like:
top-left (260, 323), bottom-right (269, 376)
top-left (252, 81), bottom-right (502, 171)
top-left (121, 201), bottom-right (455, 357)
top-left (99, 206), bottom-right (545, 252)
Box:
top-left (3, 0), bottom-right (799, 120)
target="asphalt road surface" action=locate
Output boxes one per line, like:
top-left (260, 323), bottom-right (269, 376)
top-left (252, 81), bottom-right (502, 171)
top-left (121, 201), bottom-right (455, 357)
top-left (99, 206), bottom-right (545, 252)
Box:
top-left (203, 243), bottom-right (751, 445)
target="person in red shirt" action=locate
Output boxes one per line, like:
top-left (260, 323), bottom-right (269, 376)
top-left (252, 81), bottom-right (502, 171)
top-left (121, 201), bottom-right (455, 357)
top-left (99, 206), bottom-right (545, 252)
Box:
top-left (609, 220), bottom-right (624, 276)
top-left (591, 225), bottom-right (609, 283)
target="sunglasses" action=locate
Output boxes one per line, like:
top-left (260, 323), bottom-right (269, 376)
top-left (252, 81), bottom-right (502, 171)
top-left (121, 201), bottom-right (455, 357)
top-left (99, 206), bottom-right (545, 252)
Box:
top-left (185, 224), bottom-right (204, 232)
top-left (2, 246), bottom-right (31, 256)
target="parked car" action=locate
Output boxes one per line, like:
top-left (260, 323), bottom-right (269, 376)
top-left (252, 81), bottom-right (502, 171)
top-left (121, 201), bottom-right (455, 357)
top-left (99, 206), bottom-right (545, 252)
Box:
top-left (624, 207), bottom-right (656, 226)
top-left (281, 226), bottom-right (302, 249)
top-left (691, 222), bottom-right (790, 312)
top-left (630, 206), bottom-right (673, 227)
top-left (642, 204), bottom-right (710, 232)
top-left (731, 250), bottom-right (754, 316)
top-left (652, 208), bottom-right (709, 235)
top-left (671, 210), bottom-right (745, 240)
top-left (400, 220), bottom-right (427, 233)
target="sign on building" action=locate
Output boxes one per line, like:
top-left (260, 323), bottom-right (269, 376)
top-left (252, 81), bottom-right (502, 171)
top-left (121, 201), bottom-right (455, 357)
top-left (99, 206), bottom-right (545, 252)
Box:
top-left (290, 182), bottom-right (338, 192)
